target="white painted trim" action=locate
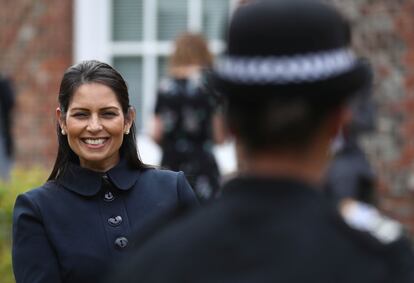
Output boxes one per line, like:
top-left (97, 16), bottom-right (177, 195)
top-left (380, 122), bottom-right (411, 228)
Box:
top-left (144, 0), bottom-right (156, 41)
top-left (107, 0), bottom-right (114, 63)
top-left (140, 0), bottom-right (158, 132)
top-left (189, 0), bottom-right (202, 32)
top-left (74, 0), bottom-right (111, 63)
top-left (110, 42), bottom-right (145, 55)
top-left (110, 42), bottom-right (173, 56)
top-left (73, 0), bottom-right (79, 64)
top-left (142, 55), bottom-right (157, 133)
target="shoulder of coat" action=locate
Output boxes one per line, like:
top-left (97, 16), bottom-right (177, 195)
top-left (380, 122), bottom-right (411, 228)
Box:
top-left (140, 167), bottom-right (178, 180)
top-left (339, 199), bottom-right (403, 244)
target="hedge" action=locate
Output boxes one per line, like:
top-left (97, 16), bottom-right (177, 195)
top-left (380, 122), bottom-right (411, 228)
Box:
top-left (0, 167), bottom-right (47, 283)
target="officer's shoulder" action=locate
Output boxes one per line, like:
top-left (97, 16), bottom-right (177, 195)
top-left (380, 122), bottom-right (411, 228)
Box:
top-left (338, 199), bottom-right (404, 245)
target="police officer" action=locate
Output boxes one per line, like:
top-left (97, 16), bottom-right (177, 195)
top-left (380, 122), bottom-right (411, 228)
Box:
top-left (110, 1), bottom-right (414, 282)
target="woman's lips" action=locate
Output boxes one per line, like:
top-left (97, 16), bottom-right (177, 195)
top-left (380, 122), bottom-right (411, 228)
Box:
top-left (81, 138), bottom-right (109, 149)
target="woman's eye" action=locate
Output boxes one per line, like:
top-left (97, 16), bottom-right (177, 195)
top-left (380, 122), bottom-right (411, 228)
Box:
top-left (102, 112), bottom-right (117, 117)
top-left (72, 112), bottom-right (88, 118)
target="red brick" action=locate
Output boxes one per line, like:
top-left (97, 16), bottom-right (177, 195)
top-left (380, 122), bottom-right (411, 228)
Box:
top-left (0, 0), bottom-right (72, 168)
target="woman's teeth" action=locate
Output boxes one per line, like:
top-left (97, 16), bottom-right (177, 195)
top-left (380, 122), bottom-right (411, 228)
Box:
top-left (84, 138), bottom-right (106, 145)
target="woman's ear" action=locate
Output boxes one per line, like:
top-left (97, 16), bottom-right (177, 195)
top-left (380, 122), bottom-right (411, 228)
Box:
top-left (56, 107), bottom-right (66, 133)
top-left (124, 106), bottom-right (136, 133)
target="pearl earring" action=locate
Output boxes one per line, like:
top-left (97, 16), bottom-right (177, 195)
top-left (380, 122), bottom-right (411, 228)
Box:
top-left (61, 129), bottom-right (66, 135)
top-left (125, 129), bottom-right (130, 135)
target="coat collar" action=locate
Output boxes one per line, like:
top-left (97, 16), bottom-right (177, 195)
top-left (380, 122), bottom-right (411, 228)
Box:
top-left (58, 159), bottom-right (141, 197)
top-left (222, 176), bottom-right (321, 199)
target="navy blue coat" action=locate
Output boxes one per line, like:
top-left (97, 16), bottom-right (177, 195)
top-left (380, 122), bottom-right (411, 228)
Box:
top-left (12, 159), bottom-right (198, 283)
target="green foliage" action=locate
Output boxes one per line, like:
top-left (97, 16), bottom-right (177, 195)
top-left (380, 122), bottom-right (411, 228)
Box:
top-left (0, 167), bottom-right (47, 283)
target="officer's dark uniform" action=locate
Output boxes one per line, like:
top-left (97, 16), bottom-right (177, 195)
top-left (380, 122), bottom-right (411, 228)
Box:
top-left (110, 177), bottom-right (414, 283)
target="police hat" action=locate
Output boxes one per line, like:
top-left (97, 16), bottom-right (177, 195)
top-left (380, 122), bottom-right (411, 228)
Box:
top-left (212, 0), bottom-right (372, 100)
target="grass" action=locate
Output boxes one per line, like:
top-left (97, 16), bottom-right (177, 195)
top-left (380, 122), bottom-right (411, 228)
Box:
top-left (0, 167), bottom-right (48, 283)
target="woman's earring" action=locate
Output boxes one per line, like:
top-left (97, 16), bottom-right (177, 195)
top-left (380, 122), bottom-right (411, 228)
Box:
top-left (125, 129), bottom-right (130, 135)
top-left (61, 129), bottom-right (66, 135)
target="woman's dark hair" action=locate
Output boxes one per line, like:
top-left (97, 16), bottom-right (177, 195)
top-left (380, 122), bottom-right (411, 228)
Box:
top-left (48, 60), bottom-right (149, 180)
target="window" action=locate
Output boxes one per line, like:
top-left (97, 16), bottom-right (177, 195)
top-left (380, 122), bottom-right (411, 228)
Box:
top-left (112, 57), bottom-right (143, 129)
top-left (157, 0), bottom-right (187, 40)
top-left (112, 0), bottom-right (143, 41)
top-left (202, 0), bottom-right (229, 40)
top-left (75, 0), bottom-right (235, 132)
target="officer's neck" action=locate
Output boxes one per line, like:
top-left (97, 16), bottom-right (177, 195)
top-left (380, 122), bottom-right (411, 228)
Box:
top-left (237, 143), bottom-right (330, 188)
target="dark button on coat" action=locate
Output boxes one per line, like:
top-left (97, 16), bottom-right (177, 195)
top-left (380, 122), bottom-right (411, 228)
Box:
top-left (12, 159), bottom-right (198, 283)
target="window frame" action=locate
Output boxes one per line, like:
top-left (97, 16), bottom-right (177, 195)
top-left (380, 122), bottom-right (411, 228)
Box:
top-left (74, 0), bottom-right (237, 132)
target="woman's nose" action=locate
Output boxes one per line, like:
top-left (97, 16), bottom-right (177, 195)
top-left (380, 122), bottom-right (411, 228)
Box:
top-left (86, 115), bottom-right (103, 132)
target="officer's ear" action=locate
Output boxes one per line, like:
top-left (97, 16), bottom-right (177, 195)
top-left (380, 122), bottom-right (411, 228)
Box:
top-left (328, 105), bottom-right (352, 138)
top-left (227, 123), bottom-right (243, 143)
top-left (226, 124), bottom-right (238, 137)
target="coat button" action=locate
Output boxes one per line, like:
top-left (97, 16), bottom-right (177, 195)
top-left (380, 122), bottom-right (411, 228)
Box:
top-left (108, 216), bottom-right (123, 227)
top-left (114, 237), bottom-right (128, 249)
top-left (103, 191), bottom-right (115, 202)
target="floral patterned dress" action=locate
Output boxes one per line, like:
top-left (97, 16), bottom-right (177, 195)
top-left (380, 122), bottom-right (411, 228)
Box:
top-left (155, 73), bottom-right (220, 202)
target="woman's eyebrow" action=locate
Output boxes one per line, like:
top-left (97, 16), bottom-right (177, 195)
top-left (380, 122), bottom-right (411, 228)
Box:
top-left (100, 106), bottom-right (121, 111)
top-left (69, 106), bottom-right (121, 111)
top-left (69, 107), bottom-right (89, 111)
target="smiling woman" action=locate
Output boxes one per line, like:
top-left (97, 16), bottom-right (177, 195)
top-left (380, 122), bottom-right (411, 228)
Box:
top-left (11, 60), bottom-right (199, 283)
top-left (57, 83), bottom-right (132, 172)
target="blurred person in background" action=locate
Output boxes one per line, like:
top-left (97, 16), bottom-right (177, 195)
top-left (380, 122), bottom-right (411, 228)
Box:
top-left (12, 60), bottom-right (198, 283)
top-left (151, 32), bottom-right (227, 203)
top-left (238, 0), bottom-right (252, 5)
top-left (324, 64), bottom-right (377, 205)
top-left (0, 75), bottom-right (15, 181)
top-left (108, 1), bottom-right (414, 282)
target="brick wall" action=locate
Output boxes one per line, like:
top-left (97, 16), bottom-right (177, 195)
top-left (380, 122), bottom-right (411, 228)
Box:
top-left (0, 0), bottom-right (72, 167)
top-left (326, 0), bottom-right (414, 234)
